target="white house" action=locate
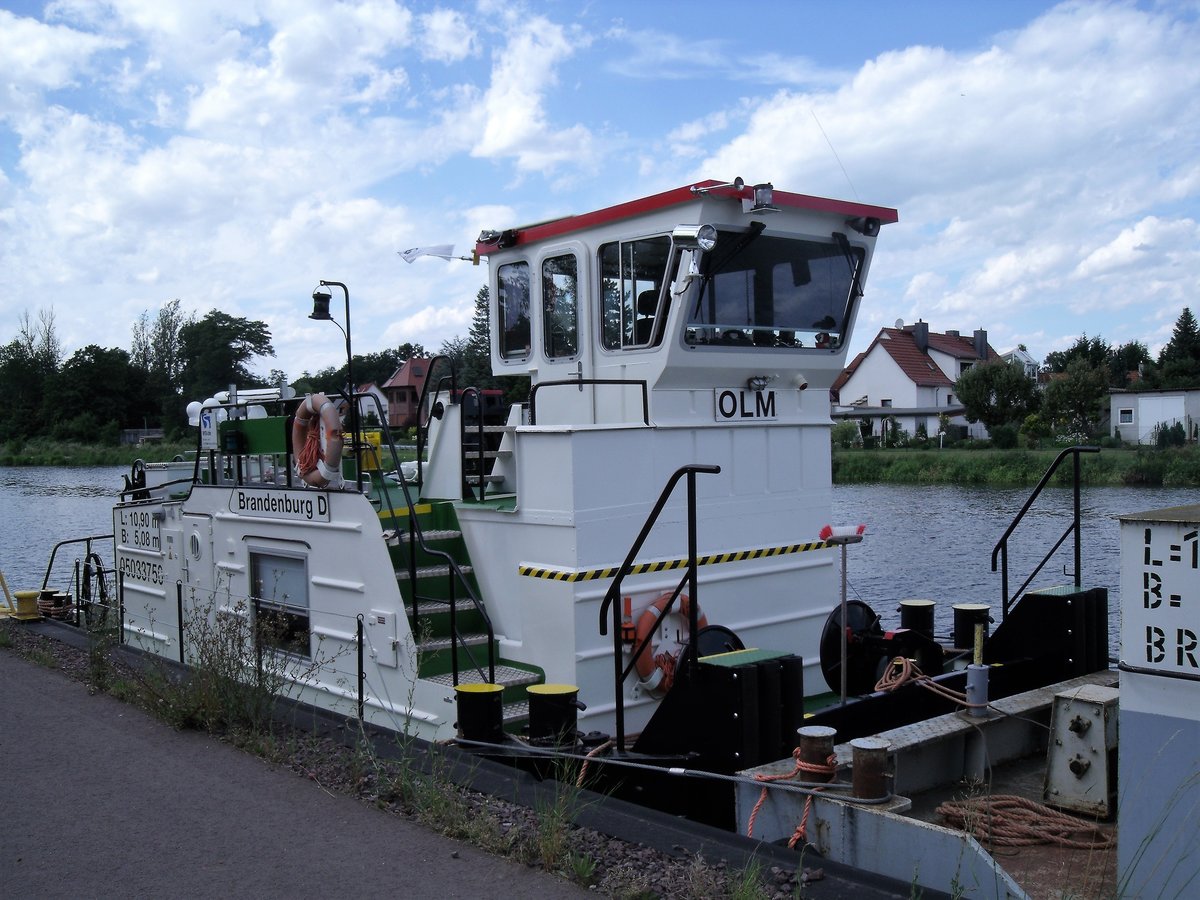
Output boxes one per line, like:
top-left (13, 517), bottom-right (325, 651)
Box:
top-left (832, 322), bottom-right (1000, 440)
top-left (1002, 346), bottom-right (1039, 380)
top-left (1110, 388), bottom-right (1200, 444)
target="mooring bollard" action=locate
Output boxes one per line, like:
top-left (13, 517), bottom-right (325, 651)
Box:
top-left (850, 737), bottom-right (891, 799)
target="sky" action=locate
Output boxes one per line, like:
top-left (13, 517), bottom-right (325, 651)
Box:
top-left (2, 0), bottom-right (1198, 386)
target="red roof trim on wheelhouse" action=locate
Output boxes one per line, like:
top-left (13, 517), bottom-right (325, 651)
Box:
top-left (474, 180), bottom-right (899, 257)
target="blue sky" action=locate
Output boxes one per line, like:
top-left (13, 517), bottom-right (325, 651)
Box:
top-left (2, 0), bottom-right (1198, 383)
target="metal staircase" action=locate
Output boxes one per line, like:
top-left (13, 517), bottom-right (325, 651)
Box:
top-left (382, 497), bottom-right (541, 728)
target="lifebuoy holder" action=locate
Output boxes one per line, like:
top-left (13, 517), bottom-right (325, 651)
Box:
top-left (632, 591), bottom-right (708, 695)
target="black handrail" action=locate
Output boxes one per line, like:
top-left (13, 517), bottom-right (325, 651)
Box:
top-left (528, 378), bottom-right (649, 426)
top-left (414, 355), bottom-right (458, 488)
top-left (598, 463), bottom-right (720, 749)
top-left (990, 445), bottom-right (1100, 617)
top-left (458, 386), bottom-right (489, 502)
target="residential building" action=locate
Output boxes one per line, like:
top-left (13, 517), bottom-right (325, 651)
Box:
top-left (831, 322), bottom-right (1000, 441)
top-left (1110, 388), bottom-right (1200, 444)
top-left (382, 358), bottom-right (430, 429)
top-left (1002, 346), bottom-right (1039, 380)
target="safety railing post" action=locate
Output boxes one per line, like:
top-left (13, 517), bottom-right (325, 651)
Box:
top-left (357, 614), bottom-right (365, 722)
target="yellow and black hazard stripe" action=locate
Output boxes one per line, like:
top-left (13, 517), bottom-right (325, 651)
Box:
top-left (518, 540), bottom-right (833, 582)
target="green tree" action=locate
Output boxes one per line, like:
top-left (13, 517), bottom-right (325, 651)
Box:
top-left (954, 359), bottom-right (1039, 432)
top-left (132, 299), bottom-right (193, 429)
top-left (179, 311), bottom-right (274, 400)
top-left (46, 345), bottom-right (145, 443)
top-left (1042, 359), bottom-right (1108, 435)
top-left (1109, 340), bottom-right (1152, 388)
top-left (1155, 307), bottom-right (1200, 388)
top-left (0, 308), bottom-right (62, 440)
top-left (1043, 334), bottom-right (1111, 374)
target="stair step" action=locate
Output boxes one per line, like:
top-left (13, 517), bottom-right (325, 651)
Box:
top-left (418, 632), bottom-right (490, 652)
top-left (425, 665), bottom-right (542, 689)
top-left (503, 700), bottom-right (529, 724)
top-left (482, 424), bottom-right (515, 433)
top-left (399, 564), bottom-right (474, 582)
top-left (387, 528), bottom-right (462, 544)
top-left (405, 597), bottom-right (476, 616)
top-left (465, 475), bottom-right (505, 485)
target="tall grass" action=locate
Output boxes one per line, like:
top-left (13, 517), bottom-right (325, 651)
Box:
top-left (0, 437), bottom-right (196, 467)
top-left (833, 446), bottom-right (1200, 487)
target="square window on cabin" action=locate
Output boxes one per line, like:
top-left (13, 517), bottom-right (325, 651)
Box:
top-left (250, 552), bottom-right (310, 658)
top-left (542, 254), bottom-right (579, 359)
top-left (496, 261), bottom-right (531, 359)
top-left (684, 230), bottom-right (863, 349)
top-left (599, 236), bottom-right (671, 350)
top-left (881, 399), bottom-right (892, 407)
top-left (1119, 408), bottom-right (1134, 425)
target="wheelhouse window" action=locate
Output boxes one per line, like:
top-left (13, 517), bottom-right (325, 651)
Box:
top-left (250, 551), bottom-right (309, 657)
top-left (600, 236), bottom-right (671, 350)
top-left (542, 254), bottom-right (579, 359)
top-left (497, 261), bottom-right (531, 359)
top-left (684, 229), bottom-right (863, 350)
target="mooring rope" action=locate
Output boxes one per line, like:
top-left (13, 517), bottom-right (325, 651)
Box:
top-left (875, 656), bottom-right (988, 710)
top-left (936, 794), bottom-right (1115, 850)
top-left (746, 748), bottom-right (839, 848)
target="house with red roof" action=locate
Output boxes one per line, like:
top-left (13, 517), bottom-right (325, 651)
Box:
top-left (382, 358), bottom-right (431, 429)
top-left (831, 321), bottom-right (1000, 442)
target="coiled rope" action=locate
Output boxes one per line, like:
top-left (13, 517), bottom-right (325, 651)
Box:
top-left (746, 748), bottom-right (838, 848)
top-left (936, 794), bottom-right (1114, 850)
top-left (875, 656), bottom-right (988, 710)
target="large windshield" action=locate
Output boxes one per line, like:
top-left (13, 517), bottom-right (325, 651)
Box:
top-left (684, 230), bottom-right (863, 350)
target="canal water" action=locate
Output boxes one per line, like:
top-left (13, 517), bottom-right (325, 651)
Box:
top-left (1, 466), bottom-right (1194, 655)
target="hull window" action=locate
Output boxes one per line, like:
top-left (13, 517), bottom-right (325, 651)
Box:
top-left (542, 254), bottom-right (579, 359)
top-left (251, 551), bottom-right (310, 658)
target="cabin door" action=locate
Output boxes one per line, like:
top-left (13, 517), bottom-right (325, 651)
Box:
top-left (531, 243), bottom-right (596, 425)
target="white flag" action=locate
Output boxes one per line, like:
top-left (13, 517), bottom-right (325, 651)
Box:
top-left (399, 244), bottom-right (455, 263)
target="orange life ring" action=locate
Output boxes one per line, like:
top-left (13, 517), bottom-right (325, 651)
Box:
top-left (292, 393), bottom-right (344, 488)
top-left (633, 592), bottom-right (708, 694)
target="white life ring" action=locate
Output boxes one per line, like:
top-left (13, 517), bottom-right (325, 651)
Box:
top-left (292, 393), bottom-right (343, 488)
top-left (633, 592), bottom-right (708, 694)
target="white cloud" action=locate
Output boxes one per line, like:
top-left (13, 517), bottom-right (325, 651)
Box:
top-left (419, 8), bottom-right (478, 63)
top-left (470, 9), bottom-right (594, 171)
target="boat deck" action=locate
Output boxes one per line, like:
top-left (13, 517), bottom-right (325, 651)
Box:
top-left (905, 754), bottom-right (1117, 899)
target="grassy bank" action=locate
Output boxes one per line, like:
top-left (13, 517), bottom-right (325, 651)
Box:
top-left (833, 446), bottom-right (1200, 487)
top-left (0, 438), bottom-right (196, 467)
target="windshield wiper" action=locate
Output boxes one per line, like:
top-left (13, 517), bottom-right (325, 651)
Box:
top-left (692, 220), bottom-right (767, 318)
top-left (833, 231), bottom-right (864, 299)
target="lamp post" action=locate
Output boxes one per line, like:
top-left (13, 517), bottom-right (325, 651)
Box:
top-left (309, 280), bottom-right (361, 491)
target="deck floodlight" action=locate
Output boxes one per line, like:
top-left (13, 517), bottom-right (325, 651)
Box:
top-left (748, 375), bottom-right (772, 392)
top-left (310, 286), bottom-right (333, 320)
top-left (672, 224), bottom-right (718, 252)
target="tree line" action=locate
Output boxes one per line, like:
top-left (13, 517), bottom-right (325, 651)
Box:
top-left (0, 287), bottom-right (519, 445)
top-left (955, 307), bottom-right (1200, 446)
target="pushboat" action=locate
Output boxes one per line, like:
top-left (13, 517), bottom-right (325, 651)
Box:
top-left (22, 179), bottom-right (1199, 898)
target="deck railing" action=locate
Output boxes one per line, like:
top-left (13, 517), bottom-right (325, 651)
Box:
top-left (598, 463), bottom-right (720, 749)
top-left (991, 445), bottom-right (1100, 617)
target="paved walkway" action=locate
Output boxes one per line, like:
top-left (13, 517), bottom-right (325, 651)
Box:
top-left (0, 651), bottom-right (584, 898)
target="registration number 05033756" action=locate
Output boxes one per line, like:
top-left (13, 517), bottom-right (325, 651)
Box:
top-left (713, 388), bottom-right (777, 422)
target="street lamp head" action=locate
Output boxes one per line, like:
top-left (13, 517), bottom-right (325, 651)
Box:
top-left (310, 286), bottom-right (333, 320)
